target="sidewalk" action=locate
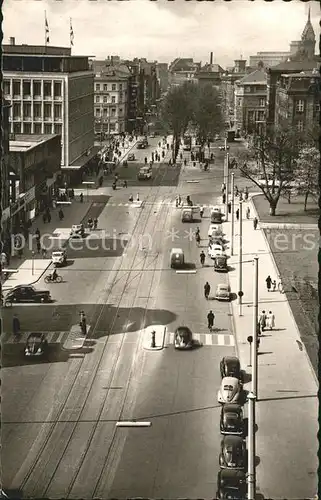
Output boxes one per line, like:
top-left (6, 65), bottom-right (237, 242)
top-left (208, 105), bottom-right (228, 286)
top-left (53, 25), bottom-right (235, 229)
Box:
top-left (2, 200), bottom-right (93, 289)
top-left (221, 195), bottom-right (318, 497)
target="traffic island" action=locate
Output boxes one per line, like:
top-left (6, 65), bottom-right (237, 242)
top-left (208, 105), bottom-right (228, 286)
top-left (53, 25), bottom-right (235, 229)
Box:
top-left (62, 324), bottom-right (91, 350)
top-left (142, 325), bottom-right (166, 351)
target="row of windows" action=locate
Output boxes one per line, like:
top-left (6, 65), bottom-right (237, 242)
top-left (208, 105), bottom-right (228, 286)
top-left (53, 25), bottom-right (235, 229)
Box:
top-left (95, 122), bottom-right (117, 132)
top-left (10, 122), bottom-right (62, 135)
top-left (4, 79), bottom-right (62, 97)
top-left (95, 82), bottom-right (124, 92)
top-left (237, 97), bottom-right (266, 107)
top-left (95, 107), bottom-right (124, 117)
top-left (247, 110), bottom-right (265, 122)
top-left (11, 103), bottom-right (62, 119)
top-left (95, 93), bottom-right (126, 104)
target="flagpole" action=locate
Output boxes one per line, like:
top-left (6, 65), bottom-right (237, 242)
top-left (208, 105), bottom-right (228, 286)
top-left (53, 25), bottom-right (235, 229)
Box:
top-left (45, 11), bottom-right (47, 47)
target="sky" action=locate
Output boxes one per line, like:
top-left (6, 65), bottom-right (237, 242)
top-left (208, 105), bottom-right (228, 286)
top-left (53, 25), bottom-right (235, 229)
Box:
top-left (3, 0), bottom-right (320, 67)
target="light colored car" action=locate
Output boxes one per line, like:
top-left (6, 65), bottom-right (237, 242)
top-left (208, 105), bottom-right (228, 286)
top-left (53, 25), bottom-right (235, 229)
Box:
top-left (211, 206), bottom-right (221, 214)
top-left (215, 283), bottom-right (231, 301)
top-left (138, 166), bottom-right (152, 180)
top-left (70, 224), bottom-right (84, 237)
top-left (208, 244), bottom-right (225, 259)
top-left (218, 376), bottom-right (242, 404)
top-left (208, 224), bottom-right (223, 237)
top-left (51, 250), bottom-right (67, 266)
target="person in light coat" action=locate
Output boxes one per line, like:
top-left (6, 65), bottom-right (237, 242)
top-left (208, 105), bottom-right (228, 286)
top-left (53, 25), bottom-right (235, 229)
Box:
top-left (267, 311), bottom-right (275, 330)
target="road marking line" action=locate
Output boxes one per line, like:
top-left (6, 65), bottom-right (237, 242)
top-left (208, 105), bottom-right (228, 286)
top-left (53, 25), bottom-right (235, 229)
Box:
top-left (217, 335), bottom-right (225, 346)
top-left (205, 334), bottom-right (213, 345)
top-left (176, 270), bottom-right (197, 274)
top-left (116, 421), bottom-right (151, 428)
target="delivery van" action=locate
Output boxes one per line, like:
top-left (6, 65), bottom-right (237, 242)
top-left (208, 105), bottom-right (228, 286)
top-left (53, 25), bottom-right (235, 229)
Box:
top-left (170, 248), bottom-right (184, 268)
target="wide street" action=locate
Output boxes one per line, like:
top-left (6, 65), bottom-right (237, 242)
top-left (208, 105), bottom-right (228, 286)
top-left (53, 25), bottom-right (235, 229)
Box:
top-left (2, 135), bottom-right (317, 499)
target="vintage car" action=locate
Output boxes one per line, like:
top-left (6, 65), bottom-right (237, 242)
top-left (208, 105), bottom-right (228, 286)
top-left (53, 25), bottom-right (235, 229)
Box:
top-left (24, 333), bottom-right (49, 358)
top-left (174, 326), bottom-right (194, 350)
top-left (218, 377), bottom-right (242, 404)
top-left (127, 153), bottom-right (136, 161)
top-left (219, 435), bottom-right (246, 469)
top-left (220, 356), bottom-right (242, 379)
top-left (138, 166), bottom-right (152, 180)
top-left (70, 224), bottom-right (85, 238)
top-left (220, 404), bottom-right (244, 435)
top-left (170, 248), bottom-right (184, 268)
top-left (5, 285), bottom-right (51, 304)
top-left (216, 469), bottom-right (246, 499)
top-left (208, 244), bottom-right (225, 259)
top-left (208, 224), bottom-right (223, 237)
top-left (215, 284), bottom-right (231, 301)
top-left (214, 255), bottom-right (228, 272)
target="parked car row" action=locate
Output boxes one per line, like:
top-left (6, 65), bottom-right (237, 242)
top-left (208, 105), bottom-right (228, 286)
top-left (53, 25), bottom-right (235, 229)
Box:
top-left (216, 356), bottom-right (247, 499)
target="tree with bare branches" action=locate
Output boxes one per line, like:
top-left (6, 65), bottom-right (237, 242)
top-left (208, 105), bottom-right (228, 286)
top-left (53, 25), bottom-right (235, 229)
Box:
top-left (295, 146), bottom-right (319, 211)
top-left (238, 125), bottom-right (301, 215)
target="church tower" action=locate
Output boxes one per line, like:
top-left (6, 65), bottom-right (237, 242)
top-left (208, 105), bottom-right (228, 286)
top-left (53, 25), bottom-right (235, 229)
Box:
top-left (300, 7), bottom-right (315, 59)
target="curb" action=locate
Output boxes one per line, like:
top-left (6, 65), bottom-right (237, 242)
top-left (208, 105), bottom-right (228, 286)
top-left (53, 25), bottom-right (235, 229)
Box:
top-left (143, 327), bottom-right (166, 351)
top-left (250, 197), bottom-right (319, 387)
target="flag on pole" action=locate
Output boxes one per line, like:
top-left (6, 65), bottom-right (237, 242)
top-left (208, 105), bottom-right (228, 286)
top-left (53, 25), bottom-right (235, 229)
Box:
top-left (70, 18), bottom-right (74, 46)
top-left (45, 12), bottom-right (50, 44)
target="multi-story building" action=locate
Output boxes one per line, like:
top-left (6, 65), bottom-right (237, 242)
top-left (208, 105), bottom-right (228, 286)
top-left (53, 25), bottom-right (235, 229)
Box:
top-left (156, 63), bottom-right (169, 93)
top-left (221, 59), bottom-right (252, 128)
top-left (249, 52), bottom-right (290, 70)
top-left (1, 100), bottom-right (12, 235)
top-left (168, 58), bottom-right (200, 87)
top-left (195, 52), bottom-right (224, 90)
top-left (275, 68), bottom-right (320, 134)
top-left (2, 40), bottom-right (95, 185)
top-left (7, 134), bottom-right (61, 232)
top-left (94, 66), bottom-right (130, 138)
top-left (234, 69), bottom-right (267, 135)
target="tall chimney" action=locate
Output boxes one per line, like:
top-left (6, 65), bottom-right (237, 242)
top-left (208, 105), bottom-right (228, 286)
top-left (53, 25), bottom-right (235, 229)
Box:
top-left (9, 37), bottom-right (15, 45)
top-left (210, 51), bottom-right (213, 65)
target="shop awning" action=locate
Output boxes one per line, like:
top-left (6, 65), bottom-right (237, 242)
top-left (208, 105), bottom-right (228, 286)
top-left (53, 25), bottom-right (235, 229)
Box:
top-left (61, 146), bottom-right (100, 170)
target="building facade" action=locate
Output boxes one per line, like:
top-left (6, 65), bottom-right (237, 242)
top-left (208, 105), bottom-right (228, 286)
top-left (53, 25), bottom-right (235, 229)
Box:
top-left (221, 59), bottom-right (252, 128)
top-left (249, 52), bottom-right (290, 69)
top-left (234, 70), bottom-right (267, 135)
top-left (275, 69), bottom-right (320, 134)
top-left (94, 68), bottom-right (129, 138)
top-left (156, 63), bottom-right (169, 93)
top-left (7, 134), bottom-right (61, 231)
top-left (168, 58), bottom-right (200, 87)
top-left (2, 40), bottom-right (95, 184)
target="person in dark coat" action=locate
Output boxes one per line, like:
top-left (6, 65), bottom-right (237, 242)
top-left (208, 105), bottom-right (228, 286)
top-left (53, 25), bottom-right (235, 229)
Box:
top-left (253, 217), bottom-right (258, 230)
top-left (266, 275), bottom-right (272, 292)
top-left (236, 208), bottom-right (239, 220)
top-left (207, 310), bottom-right (215, 331)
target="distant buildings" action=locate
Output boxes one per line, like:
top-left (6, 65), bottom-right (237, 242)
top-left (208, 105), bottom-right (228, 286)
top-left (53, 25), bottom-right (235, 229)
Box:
top-left (156, 63), bottom-right (169, 93)
top-left (195, 52), bottom-right (225, 90)
top-left (221, 59), bottom-right (252, 128)
top-left (2, 40), bottom-right (96, 187)
top-left (234, 70), bottom-right (267, 135)
top-left (249, 52), bottom-right (290, 69)
top-left (168, 58), bottom-right (200, 87)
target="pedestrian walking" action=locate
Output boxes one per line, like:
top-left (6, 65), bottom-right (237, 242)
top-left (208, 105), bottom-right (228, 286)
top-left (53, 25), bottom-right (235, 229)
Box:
top-left (129, 194), bottom-right (134, 202)
top-left (136, 194), bottom-right (140, 202)
top-left (222, 193), bottom-right (226, 204)
top-left (267, 311), bottom-right (275, 330)
top-left (41, 247), bottom-right (47, 258)
top-left (180, 152), bottom-right (183, 160)
top-left (42, 213), bottom-right (47, 224)
top-left (35, 228), bottom-right (40, 240)
top-left (52, 199), bottom-right (57, 209)
top-left (266, 275), bottom-right (272, 292)
top-left (200, 250), bottom-right (205, 266)
top-left (246, 207), bottom-right (250, 219)
top-left (123, 180), bottom-right (128, 188)
top-left (236, 208), bottom-right (239, 220)
top-left (228, 201), bottom-right (231, 213)
top-left (204, 281), bottom-right (211, 299)
top-left (13, 314), bottom-right (20, 338)
top-left (234, 185), bottom-right (239, 196)
top-left (259, 310), bottom-right (267, 333)
top-left (144, 157), bottom-right (147, 164)
top-left (59, 209), bottom-right (64, 220)
top-left (79, 311), bottom-right (87, 335)
top-left (253, 217), bottom-right (258, 230)
top-left (93, 218), bottom-right (98, 230)
top-left (207, 310), bottom-right (215, 331)
top-left (272, 279), bottom-right (277, 292)
top-left (184, 158), bottom-right (187, 166)
top-left (200, 205), bottom-right (204, 218)
top-left (221, 183), bottom-right (226, 194)
top-left (278, 277), bottom-right (285, 293)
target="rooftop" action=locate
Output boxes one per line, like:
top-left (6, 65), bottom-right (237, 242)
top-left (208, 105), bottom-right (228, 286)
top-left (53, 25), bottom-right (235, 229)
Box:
top-left (9, 134), bottom-right (59, 152)
top-left (281, 69), bottom-right (320, 78)
top-left (271, 59), bottom-right (321, 72)
top-left (237, 69), bottom-right (267, 85)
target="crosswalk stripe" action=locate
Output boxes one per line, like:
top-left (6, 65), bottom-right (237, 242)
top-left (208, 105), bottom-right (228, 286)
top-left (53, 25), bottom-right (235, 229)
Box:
top-left (205, 334), bottom-right (213, 345)
top-left (166, 331), bottom-right (234, 347)
top-left (227, 335), bottom-right (235, 346)
top-left (217, 335), bottom-right (225, 346)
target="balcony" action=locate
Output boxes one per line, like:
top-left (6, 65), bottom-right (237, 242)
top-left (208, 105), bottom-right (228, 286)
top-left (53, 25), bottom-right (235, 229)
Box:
top-left (12, 115), bottom-right (21, 121)
top-left (12, 94), bottom-right (21, 100)
top-left (54, 117), bottom-right (62, 122)
top-left (43, 95), bottom-right (53, 101)
top-left (23, 116), bottom-right (32, 121)
top-left (33, 95), bottom-right (42, 100)
top-left (23, 95), bottom-right (32, 100)
top-left (53, 95), bottom-right (63, 101)
top-left (33, 116), bottom-right (42, 122)
top-left (44, 116), bottom-right (52, 122)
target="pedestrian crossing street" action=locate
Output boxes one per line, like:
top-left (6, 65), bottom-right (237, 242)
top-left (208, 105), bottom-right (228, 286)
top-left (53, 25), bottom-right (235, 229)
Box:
top-left (2, 331), bottom-right (70, 345)
top-left (166, 331), bottom-right (235, 347)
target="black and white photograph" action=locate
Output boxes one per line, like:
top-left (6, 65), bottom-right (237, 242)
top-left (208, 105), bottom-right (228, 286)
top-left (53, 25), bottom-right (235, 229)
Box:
top-left (1, 1), bottom-right (319, 499)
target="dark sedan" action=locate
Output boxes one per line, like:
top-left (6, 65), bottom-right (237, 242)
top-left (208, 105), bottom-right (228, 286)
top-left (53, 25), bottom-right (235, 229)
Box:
top-left (219, 435), bottom-right (246, 470)
top-left (220, 356), bottom-right (242, 380)
top-left (5, 285), bottom-right (51, 303)
top-left (174, 326), bottom-right (194, 350)
top-left (220, 404), bottom-right (244, 435)
top-left (216, 469), bottom-right (246, 499)
top-left (24, 333), bottom-right (48, 357)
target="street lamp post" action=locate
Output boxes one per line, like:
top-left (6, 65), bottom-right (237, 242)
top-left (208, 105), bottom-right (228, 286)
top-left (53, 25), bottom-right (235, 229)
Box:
top-left (230, 172), bottom-right (235, 255)
top-left (225, 151), bottom-right (229, 221)
top-left (252, 256), bottom-right (259, 398)
top-left (31, 250), bottom-right (35, 276)
top-left (247, 391), bottom-right (256, 500)
top-left (238, 201), bottom-right (243, 316)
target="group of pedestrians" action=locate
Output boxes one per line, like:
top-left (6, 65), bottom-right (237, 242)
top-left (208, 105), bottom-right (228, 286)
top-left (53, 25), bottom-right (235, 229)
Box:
top-left (259, 310), bottom-right (275, 333)
top-left (266, 274), bottom-right (284, 293)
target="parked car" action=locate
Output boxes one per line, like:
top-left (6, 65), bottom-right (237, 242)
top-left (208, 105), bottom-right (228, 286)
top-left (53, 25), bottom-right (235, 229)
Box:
top-left (138, 166), bottom-right (152, 180)
top-left (216, 469), bottom-right (246, 499)
top-left (137, 142), bottom-right (148, 149)
top-left (208, 244), bottom-right (225, 259)
top-left (211, 211), bottom-right (224, 224)
top-left (5, 285), bottom-right (51, 304)
top-left (219, 435), bottom-right (246, 469)
top-left (214, 255), bottom-right (228, 272)
top-left (220, 356), bottom-right (242, 379)
top-left (218, 377), bottom-right (242, 404)
top-left (70, 224), bottom-right (85, 237)
top-left (208, 224), bottom-right (223, 237)
top-left (220, 404), bottom-right (244, 435)
top-left (215, 283), bottom-right (231, 301)
top-left (24, 332), bottom-right (48, 357)
top-left (128, 153), bottom-right (136, 161)
top-left (174, 326), bottom-right (194, 350)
